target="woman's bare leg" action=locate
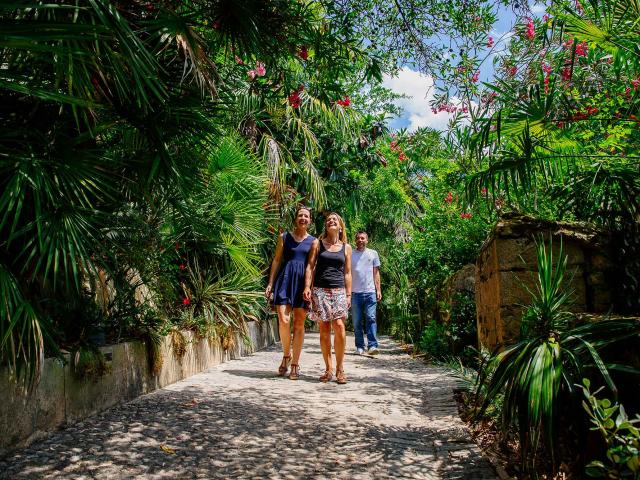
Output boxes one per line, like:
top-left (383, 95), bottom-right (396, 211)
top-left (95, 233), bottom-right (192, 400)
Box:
top-left (319, 320), bottom-right (333, 372)
top-left (291, 308), bottom-right (306, 365)
top-left (276, 304), bottom-right (292, 357)
top-left (332, 318), bottom-right (346, 372)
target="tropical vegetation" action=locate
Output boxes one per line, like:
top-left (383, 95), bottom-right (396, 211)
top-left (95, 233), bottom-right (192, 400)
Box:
top-left (1, 0), bottom-right (640, 477)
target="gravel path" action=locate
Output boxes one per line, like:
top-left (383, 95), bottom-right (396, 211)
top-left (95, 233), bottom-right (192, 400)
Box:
top-left (0, 332), bottom-right (496, 479)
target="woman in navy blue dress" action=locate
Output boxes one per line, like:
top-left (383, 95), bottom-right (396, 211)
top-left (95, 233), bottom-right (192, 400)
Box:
top-left (265, 207), bottom-right (315, 380)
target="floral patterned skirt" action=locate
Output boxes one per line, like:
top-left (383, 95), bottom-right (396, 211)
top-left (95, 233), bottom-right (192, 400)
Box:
top-left (310, 287), bottom-right (348, 322)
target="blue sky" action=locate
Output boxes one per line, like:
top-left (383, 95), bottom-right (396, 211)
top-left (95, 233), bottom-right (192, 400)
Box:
top-left (383, 3), bottom-right (546, 131)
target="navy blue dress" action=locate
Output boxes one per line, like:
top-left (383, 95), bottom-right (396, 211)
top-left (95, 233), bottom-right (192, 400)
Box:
top-left (273, 232), bottom-right (315, 308)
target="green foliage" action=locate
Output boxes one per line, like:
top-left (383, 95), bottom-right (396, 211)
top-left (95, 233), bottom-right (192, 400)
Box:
top-left (419, 292), bottom-right (477, 363)
top-left (1, 0), bottom-right (378, 385)
top-left (71, 345), bottom-right (110, 382)
top-left (582, 379), bottom-right (640, 479)
top-left (419, 320), bottom-right (449, 359)
top-left (474, 237), bottom-right (640, 472)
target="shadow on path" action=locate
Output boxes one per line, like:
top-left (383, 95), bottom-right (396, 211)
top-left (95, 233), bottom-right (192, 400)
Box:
top-left (0, 333), bottom-right (496, 480)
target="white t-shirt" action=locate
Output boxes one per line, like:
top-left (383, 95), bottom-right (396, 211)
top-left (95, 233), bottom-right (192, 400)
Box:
top-left (351, 248), bottom-right (380, 293)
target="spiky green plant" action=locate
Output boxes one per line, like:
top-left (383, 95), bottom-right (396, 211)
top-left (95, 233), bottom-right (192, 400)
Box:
top-left (474, 236), bottom-right (640, 472)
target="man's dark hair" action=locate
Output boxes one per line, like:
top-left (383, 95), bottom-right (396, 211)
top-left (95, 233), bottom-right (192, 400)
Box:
top-left (356, 230), bottom-right (368, 237)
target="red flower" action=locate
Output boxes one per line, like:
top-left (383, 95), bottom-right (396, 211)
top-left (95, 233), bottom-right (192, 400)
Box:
top-left (445, 192), bottom-right (453, 204)
top-left (182, 297), bottom-right (191, 306)
top-left (298, 46), bottom-right (309, 61)
top-left (561, 66), bottom-right (572, 82)
top-left (288, 90), bottom-right (301, 108)
top-left (460, 212), bottom-right (473, 219)
top-left (575, 41), bottom-right (588, 57)
top-left (337, 95), bottom-right (351, 107)
top-left (179, 264), bottom-right (186, 271)
top-left (390, 140), bottom-right (399, 151)
top-left (525, 18), bottom-right (535, 40)
top-left (632, 79), bottom-right (640, 90)
top-left (235, 55), bottom-right (244, 65)
top-left (255, 61), bottom-right (266, 77)
top-left (487, 36), bottom-right (494, 48)
top-left (212, 21), bottom-right (220, 30)
top-left (471, 71), bottom-right (480, 83)
top-left (508, 66), bottom-right (517, 77)
top-left (175, 242), bottom-right (181, 250)
top-left (145, 2), bottom-right (155, 13)
top-left (398, 152), bottom-right (407, 161)
top-left (542, 62), bottom-right (552, 75)
top-left (247, 69), bottom-right (256, 81)
top-left (480, 187), bottom-right (488, 197)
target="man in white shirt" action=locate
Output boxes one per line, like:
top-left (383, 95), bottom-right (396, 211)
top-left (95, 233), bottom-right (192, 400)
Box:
top-left (351, 231), bottom-right (381, 355)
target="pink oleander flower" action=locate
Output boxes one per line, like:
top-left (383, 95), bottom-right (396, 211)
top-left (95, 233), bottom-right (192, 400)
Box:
top-left (525, 18), bottom-right (535, 40)
top-left (247, 69), bottom-right (256, 81)
top-left (561, 66), bottom-right (572, 82)
top-left (632, 78), bottom-right (640, 90)
top-left (471, 71), bottom-right (480, 83)
top-left (542, 62), bottom-right (552, 74)
top-left (235, 55), bottom-right (244, 65)
top-left (255, 61), bottom-right (266, 77)
top-left (508, 66), bottom-right (518, 77)
top-left (487, 36), bottom-right (494, 48)
top-left (575, 41), bottom-right (588, 57)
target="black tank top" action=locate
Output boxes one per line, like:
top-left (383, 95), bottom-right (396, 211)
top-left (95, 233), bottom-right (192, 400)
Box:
top-left (314, 240), bottom-right (346, 288)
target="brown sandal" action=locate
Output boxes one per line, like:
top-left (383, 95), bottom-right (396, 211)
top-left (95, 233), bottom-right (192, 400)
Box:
top-left (278, 355), bottom-right (291, 377)
top-left (288, 364), bottom-right (300, 380)
top-left (336, 369), bottom-right (347, 384)
top-left (319, 370), bottom-right (333, 383)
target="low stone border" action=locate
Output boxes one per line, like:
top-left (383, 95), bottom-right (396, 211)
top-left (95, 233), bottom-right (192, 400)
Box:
top-left (0, 319), bottom-right (277, 458)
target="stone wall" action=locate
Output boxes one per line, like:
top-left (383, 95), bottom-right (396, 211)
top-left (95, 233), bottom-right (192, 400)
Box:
top-left (0, 318), bottom-right (277, 458)
top-left (476, 214), bottom-right (614, 349)
top-left (439, 264), bottom-right (476, 325)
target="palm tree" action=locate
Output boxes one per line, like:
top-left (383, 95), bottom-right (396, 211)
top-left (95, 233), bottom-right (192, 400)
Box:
top-left (0, 0), bottom-right (363, 385)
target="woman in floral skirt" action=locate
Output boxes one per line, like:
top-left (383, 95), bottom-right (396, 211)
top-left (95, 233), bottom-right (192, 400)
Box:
top-left (303, 212), bottom-right (352, 384)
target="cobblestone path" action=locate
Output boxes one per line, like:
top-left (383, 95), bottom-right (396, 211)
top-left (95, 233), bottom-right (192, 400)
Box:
top-left (0, 333), bottom-right (496, 479)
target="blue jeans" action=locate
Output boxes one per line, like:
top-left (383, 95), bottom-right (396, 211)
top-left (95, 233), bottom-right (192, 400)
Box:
top-left (352, 292), bottom-right (378, 349)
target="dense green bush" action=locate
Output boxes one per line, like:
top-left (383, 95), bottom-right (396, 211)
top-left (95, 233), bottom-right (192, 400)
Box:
top-left (582, 379), bottom-right (640, 479)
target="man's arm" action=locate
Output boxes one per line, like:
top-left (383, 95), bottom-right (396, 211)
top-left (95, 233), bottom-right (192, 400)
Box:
top-left (373, 266), bottom-right (381, 302)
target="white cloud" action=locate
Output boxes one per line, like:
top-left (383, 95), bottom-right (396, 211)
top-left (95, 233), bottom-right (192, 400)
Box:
top-left (530, 3), bottom-right (547, 14)
top-left (382, 68), bottom-right (457, 132)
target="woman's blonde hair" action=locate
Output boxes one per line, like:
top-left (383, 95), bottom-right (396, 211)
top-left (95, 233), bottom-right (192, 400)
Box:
top-left (319, 212), bottom-right (347, 243)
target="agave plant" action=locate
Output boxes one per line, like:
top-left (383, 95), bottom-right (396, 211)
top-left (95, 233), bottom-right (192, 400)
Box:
top-left (474, 236), bottom-right (640, 471)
